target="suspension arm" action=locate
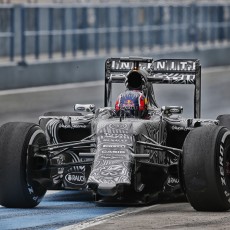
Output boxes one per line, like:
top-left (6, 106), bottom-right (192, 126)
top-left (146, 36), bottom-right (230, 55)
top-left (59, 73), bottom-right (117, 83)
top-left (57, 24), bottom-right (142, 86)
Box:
top-left (49, 161), bottom-right (94, 169)
top-left (137, 141), bottom-right (182, 155)
top-left (40, 140), bottom-right (96, 152)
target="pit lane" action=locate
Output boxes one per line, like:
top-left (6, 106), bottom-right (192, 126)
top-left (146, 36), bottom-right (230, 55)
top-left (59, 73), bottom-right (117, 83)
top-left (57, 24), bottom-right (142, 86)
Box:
top-left (0, 191), bottom-right (126, 229)
top-left (0, 65), bottom-right (230, 229)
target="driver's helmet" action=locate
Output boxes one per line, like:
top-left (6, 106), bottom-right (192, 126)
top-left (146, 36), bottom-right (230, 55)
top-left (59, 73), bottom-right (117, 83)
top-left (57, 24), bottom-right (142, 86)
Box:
top-left (115, 90), bottom-right (148, 118)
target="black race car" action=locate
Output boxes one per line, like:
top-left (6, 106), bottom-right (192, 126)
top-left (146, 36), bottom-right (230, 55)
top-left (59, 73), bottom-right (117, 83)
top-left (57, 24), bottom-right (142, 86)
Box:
top-left (0, 57), bottom-right (230, 211)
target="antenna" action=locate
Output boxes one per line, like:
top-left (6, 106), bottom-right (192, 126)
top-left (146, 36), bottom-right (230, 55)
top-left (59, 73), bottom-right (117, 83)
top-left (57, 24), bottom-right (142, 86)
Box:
top-left (133, 61), bottom-right (139, 70)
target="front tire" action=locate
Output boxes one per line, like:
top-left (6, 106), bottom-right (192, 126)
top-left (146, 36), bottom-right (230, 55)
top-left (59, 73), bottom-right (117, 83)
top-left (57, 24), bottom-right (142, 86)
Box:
top-left (0, 122), bottom-right (47, 208)
top-left (182, 125), bottom-right (230, 211)
top-left (39, 111), bottom-right (82, 130)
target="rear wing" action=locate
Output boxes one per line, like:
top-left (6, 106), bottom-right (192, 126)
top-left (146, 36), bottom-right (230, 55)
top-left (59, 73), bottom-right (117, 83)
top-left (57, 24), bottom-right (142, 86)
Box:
top-left (104, 57), bottom-right (201, 118)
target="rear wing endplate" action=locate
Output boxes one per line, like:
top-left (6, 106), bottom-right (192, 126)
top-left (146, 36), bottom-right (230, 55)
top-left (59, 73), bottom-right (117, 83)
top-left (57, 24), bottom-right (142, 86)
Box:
top-left (105, 57), bottom-right (201, 118)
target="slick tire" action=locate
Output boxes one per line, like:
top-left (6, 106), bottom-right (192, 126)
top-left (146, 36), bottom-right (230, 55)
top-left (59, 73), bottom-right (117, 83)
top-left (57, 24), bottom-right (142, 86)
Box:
top-left (182, 125), bottom-right (230, 211)
top-left (0, 122), bottom-right (47, 208)
top-left (39, 111), bottom-right (82, 130)
top-left (217, 114), bottom-right (230, 130)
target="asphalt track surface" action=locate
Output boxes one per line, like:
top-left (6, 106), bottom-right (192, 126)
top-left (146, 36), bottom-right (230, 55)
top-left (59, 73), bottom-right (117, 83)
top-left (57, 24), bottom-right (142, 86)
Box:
top-left (1, 66), bottom-right (230, 229)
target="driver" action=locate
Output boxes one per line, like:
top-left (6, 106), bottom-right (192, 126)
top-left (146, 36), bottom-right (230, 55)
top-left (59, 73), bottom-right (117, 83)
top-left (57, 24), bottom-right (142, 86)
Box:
top-left (114, 63), bottom-right (162, 118)
top-left (115, 69), bottom-right (149, 118)
top-left (115, 90), bottom-right (148, 118)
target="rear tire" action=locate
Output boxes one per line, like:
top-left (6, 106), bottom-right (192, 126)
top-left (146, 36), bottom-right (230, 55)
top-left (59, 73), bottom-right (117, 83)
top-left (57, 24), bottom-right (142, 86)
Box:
top-left (0, 122), bottom-right (47, 208)
top-left (217, 114), bottom-right (230, 130)
top-left (182, 125), bottom-right (230, 211)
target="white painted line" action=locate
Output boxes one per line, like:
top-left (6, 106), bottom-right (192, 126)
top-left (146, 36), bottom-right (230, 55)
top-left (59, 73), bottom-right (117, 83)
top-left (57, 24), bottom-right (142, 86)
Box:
top-left (59, 204), bottom-right (159, 230)
top-left (46, 190), bottom-right (61, 195)
top-left (0, 80), bottom-right (104, 96)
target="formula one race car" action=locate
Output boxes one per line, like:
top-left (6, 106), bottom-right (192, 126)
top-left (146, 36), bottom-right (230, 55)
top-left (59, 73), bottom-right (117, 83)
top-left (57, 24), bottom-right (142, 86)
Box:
top-left (0, 57), bottom-right (230, 211)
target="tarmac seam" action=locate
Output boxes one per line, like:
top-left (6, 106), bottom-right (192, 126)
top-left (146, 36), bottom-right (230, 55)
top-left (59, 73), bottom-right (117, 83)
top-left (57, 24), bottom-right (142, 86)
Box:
top-left (58, 204), bottom-right (159, 230)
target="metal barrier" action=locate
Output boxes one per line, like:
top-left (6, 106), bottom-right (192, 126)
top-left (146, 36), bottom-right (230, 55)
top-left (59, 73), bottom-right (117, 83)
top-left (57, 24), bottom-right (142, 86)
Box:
top-left (0, 4), bottom-right (15, 61)
top-left (0, 2), bottom-right (230, 64)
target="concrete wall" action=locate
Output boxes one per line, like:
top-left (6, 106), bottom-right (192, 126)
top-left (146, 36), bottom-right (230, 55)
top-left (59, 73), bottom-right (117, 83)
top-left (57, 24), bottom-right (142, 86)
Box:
top-left (0, 46), bottom-right (230, 90)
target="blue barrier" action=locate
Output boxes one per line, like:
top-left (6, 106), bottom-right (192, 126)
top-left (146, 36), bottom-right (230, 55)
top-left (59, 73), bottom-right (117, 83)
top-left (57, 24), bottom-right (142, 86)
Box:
top-left (0, 2), bottom-right (230, 64)
top-left (0, 4), bottom-right (15, 61)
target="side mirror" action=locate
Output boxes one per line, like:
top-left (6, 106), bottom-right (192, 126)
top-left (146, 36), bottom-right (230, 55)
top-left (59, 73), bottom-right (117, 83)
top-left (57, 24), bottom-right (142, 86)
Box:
top-left (74, 104), bottom-right (96, 113)
top-left (161, 106), bottom-right (183, 115)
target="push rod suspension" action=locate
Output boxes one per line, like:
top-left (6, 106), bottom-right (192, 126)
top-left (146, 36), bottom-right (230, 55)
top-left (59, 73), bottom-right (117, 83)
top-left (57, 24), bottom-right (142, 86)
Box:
top-left (40, 140), bottom-right (96, 151)
top-left (137, 141), bottom-right (182, 154)
top-left (49, 146), bottom-right (95, 159)
top-left (49, 161), bottom-right (93, 168)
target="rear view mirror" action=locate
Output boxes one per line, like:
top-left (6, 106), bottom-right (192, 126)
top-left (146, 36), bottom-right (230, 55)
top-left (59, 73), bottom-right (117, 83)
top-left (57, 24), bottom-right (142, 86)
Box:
top-left (161, 106), bottom-right (183, 115)
top-left (74, 104), bottom-right (96, 113)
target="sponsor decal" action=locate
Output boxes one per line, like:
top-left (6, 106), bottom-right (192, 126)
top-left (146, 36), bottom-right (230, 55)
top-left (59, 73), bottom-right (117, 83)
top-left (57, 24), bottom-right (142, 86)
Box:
top-left (109, 123), bottom-right (128, 130)
top-left (32, 196), bottom-right (39, 201)
top-left (160, 74), bottom-right (195, 83)
top-left (171, 126), bottom-right (193, 131)
top-left (100, 138), bottom-right (132, 143)
top-left (102, 144), bottom-right (126, 148)
top-left (167, 177), bottom-right (179, 185)
top-left (194, 119), bottom-right (217, 124)
top-left (104, 133), bottom-right (131, 139)
top-left (219, 131), bottom-right (230, 203)
top-left (98, 155), bottom-right (128, 160)
top-left (111, 61), bottom-right (151, 70)
top-left (65, 172), bottom-right (86, 186)
top-left (154, 60), bottom-right (196, 71)
top-left (219, 142), bottom-right (227, 185)
top-left (101, 150), bottom-right (126, 154)
top-left (28, 184), bottom-right (34, 194)
top-left (27, 183), bottom-right (40, 203)
top-left (98, 133), bottom-right (132, 144)
top-left (59, 123), bottom-right (88, 129)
